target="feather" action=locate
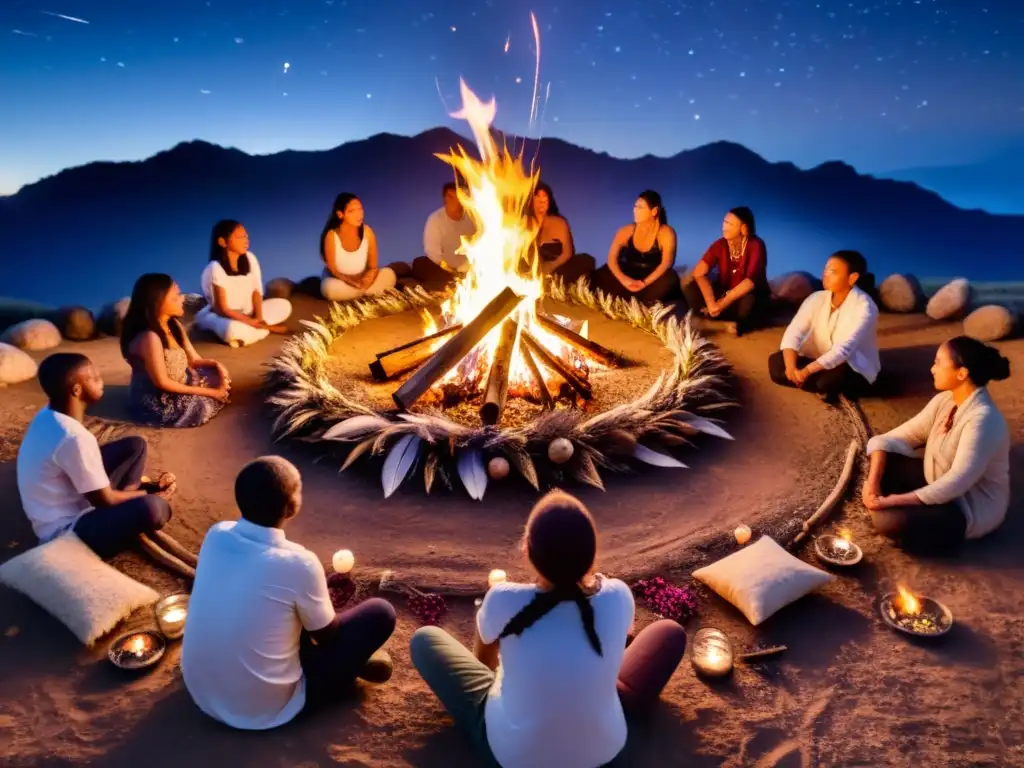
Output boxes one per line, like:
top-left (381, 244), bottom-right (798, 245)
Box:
top-left (323, 414), bottom-right (390, 441)
top-left (632, 444), bottom-right (688, 468)
top-left (381, 434), bottom-right (422, 498)
top-left (506, 448), bottom-right (539, 490)
top-left (423, 452), bottom-right (439, 494)
top-left (456, 448), bottom-right (488, 501)
top-left (573, 451), bottom-right (605, 490)
top-left (677, 414), bottom-right (734, 440)
top-left (340, 436), bottom-right (376, 472)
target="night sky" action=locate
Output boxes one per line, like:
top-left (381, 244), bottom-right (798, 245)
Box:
top-left (2, 0), bottom-right (1022, 196)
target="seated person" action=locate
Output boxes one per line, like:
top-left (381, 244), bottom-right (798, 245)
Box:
top-left (682, 206), bottom-right (770, 336)
top-left (410, 490), bottom-right (687, 768)
top-left (320, 193), bottom-right (398, 302)
top-left (529, 182), bottom-right (595, 284)
top-left (862, 336), bottom-right (1011, 553)
top-left (182, 456), bottom-right (397, 730)
top-left (194, 220), bottom-right (292, 347)
top-left (768, 250), bottom-right (879, 403)
top-left (15, 353), bottom-right (184, 561)
top-left (591, 190), bottom-right (681, 304)
top-left (122, 273), bottom-right (230, 428)
top-left (414, 181), bottom-right (476, 290)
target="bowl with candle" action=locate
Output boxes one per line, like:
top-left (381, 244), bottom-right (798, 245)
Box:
top-left (108, 630), bottom-right (166, 670)
top-left (691, 627), bottom-right (734, 678)
top-left (814, 532), bottom-right (863, 567)
top-left (880, 585), bottom-right (953, 638)
top-left (154, 593), bottom-right (190, 640)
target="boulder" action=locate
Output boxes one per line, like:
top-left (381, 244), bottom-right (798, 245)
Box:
top-left (182, 293), bottom-right (207, 315)
top-left (0, 342), bottom-right (38, 386)
top-left (878, 274), bottom-right (924, 313)
top-left (964, 305), bottom-right (1016, 342)
top-left (98, 298), bottom-right (131, 337)
top-left (771, 271), bottom-right (819, 305)
top-left (265, 277), bottom-right (295, 300)
top-left (926, 278), bottom-right (971, 321)
top-left (1, 318), bottom-right (62, 351)
top-left (388, 261), bottom-right (413, 279)
top-left (53, 306), bottom-right (96, 341)
top-left (296, 275), bottom-right (324, 299)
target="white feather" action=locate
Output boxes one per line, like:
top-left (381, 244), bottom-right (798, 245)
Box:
top-left (678, 415), bottom-right (734, 440)
top-left (381, 434), bottom-right (421, 498)
top-left (456, 448), bottom-right (488, 501)
top-left (632, 444), bottom-right (688, 468)
top-left (323, 415), bottom-right (390, 441)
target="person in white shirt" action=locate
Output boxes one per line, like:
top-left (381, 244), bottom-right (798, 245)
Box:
top-left (320, 193), bottom-right (398, 302)
top-left (413, 181), bottom-right (477, 290)
top-left (15, 353), bottom-right (192, 566)
top-left (194, 220), bottom-right (293, 347)
top-left (410, 490), bottom-right (687, 768)
top-left (862, 336), bottom-right (1011, 553)
top-left (182, 456), bottom-right (396, 731)
top-left (769, 250), bottom-right (880, 403)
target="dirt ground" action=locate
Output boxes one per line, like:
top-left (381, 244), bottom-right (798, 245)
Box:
top-left (0, 296), bottom-right (1021, 767)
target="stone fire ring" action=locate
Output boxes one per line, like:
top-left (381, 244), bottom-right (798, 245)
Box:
top-left (264, 277), bottom-right (735, 500)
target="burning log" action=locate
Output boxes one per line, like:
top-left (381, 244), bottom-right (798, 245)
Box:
top-left (393, 287), bottom-right (524, 410)
top-left (479, 319), bottom-right (519, 426)
top-left (521, 329), bottom-right (593, 401)
top-left (369, 324), bottom-right (464, 380)
top-left (520, 343), bottom-right (554, 409)
top-left (536, 313), bottom-right (623, 367)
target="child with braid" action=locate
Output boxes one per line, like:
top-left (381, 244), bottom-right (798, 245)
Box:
top-left (410, 490), bottom-right (687, 768)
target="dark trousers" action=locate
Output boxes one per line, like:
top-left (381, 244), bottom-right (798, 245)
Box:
top-left (544, 252), bottom-right (596, 285)
top-left (411, 256), bottom-right (459, 291)
top-left (870, 453), bottom-right (967, 554)
top-left (300, 597), bottom-right (397, 708)
top-left (767, 351), bottom-right (869, 402)
top-left (409, 619), bottom-right (687, 766)
top-left (681, 280), bottom-right (767, 334)
top-left (73, 436), bottom-right (171, 558)
top-left (590, 265), bottom-right (682, 304)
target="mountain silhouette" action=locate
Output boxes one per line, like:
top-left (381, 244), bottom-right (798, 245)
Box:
top-left (1, 127), bottom-right (1021, 307)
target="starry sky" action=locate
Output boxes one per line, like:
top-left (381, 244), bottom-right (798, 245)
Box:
top-left (2, 0), bottom-right (1022, 197)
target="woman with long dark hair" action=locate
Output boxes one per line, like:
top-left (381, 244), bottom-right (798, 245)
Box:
top-left (122, 273), bottom-right (230, 427)
top-left (410, 490), bottom-right (687, 767)
top-left (591, 190), bottom-right (680, 304)
top-left (320, 193), bottom-right (397, 301)
top-left (193, 220), bottom-right (292, 347)
top-left (529, 181), bottom-right (595, 284)
top-left (863, 336), bottom-right (1012, 552)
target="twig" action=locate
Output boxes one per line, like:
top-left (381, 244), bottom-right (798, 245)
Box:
top-left (139, 534), bottom-right (196, 580)
top-left (738, 645), bottom-right (787, 662)
top-left (790, 439), bottom-right (860, 547)
top-left (149, 530), bottom-right (199, 568)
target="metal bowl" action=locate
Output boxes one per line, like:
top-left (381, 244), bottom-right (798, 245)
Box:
top-left (108, 630), bottom-right (167, 670)
top-left (814, 535), bottom-right (863, 567)
top-left (880, 593), bottom-right (953, 638)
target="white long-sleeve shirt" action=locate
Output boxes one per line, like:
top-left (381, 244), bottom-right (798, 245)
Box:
top-left (422, 207), bottom-right (475, 271)
top-left (866, 388), bottom-right (1010, 539)
top-left (780, 286), bottom-right (881, 383)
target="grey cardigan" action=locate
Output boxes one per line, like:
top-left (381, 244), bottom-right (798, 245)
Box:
top-left (866, 388), bottom-right (1010, 539)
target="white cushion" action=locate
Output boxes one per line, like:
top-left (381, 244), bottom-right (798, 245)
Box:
top-left (692, 536), bottom-right (834, 626)
top-left (0, 533), bottom-right (159, 646)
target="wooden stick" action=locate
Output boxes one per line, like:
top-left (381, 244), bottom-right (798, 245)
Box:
top-left (139, 534), bottom-right (196, 580)
top-left (393, 287), bottom-right (524, 410)
top-left (790, 439), bottom-right (860, 547)
top-left (535, 312), bottom-right (623, 367)
top-left (520, 343), bottom-right (554, 409)
top-left (738, 645), bottom-right (787, 662)
top-left (149, 530), bottom-right (199, 568)
top-left (521, 330), bottom-right (593, 401)
top-left (369, 324), bottom-right (463, 380)
top-left (480, 319), bottom-right (519, 426)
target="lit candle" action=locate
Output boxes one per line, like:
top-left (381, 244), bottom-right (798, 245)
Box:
top-left (734, 525), bottom-right (752, 546)
top-left (129, 635), bottom-right (147, 657)
top-left (488, 569), bottom-right (507, 588)
top-left (332, 549), bottom-right (355, 574)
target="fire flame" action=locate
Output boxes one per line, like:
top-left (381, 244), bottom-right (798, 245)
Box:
top-left (896, 585), bottom-right (921, 615)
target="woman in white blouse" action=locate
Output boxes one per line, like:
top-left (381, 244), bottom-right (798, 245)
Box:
top-left (194, 220), bottom-right (293, 347)
top-left (862, 336), bottom-right (1011, 552)
top-left (319, 193), bottom-right (397, 302)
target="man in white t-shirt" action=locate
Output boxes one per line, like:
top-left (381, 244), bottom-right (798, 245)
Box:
top-left (412, 181), bottom-right (477, 290)
top-left (181, 456), bottom-right (396, 730)
top-left (16, 353), bottom-right (179, 558)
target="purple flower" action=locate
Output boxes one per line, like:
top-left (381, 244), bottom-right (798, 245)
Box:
top-left (631, 577), bottom-right (698, 623)
top-left (327, 573), bottom-right (356, 611)
top-left (408, 593), bottom-right (448, 626)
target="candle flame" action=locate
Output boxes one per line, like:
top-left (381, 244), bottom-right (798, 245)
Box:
top-left (162, 607), bottom-right (186, 623)
top-left (129, 636), bottom-right (147, 655)
top-left (837, 528), bottom-right (853, 541)
top-left (896, 585), bottom-right (921, 615)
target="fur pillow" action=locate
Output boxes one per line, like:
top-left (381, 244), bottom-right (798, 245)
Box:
top-left (692, 536), bottom-right (834, 625)
top-left (0, 533), bottom-right (159, 646)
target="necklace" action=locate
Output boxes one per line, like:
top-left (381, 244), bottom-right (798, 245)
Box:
top-left (728, 236), bottom-right (746, 262)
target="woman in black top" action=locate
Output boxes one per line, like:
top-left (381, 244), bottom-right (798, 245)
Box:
top-left (591, 190), bottom-right (680, 304)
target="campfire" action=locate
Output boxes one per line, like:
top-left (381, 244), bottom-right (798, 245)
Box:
top-left (367, 80), bottom-right (623, 426)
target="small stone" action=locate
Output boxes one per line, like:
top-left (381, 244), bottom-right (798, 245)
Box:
top-left (0, 342), bottom-right (38, 385)
top-left (926, 278), bottom-right (970, 321)
top-left (964, 305), bottom-right (1016, 342)
top-left (878, 274), bottom-right (924, 313)
top-left (0, 318), bottom-right (61, 351)
top-left (182, 293), bottom-right (207, 315)
top-left (487, 456), bottom-right (510, 480)
top-left (265, 277), bottom-right (295, 300)
top-left (98, 298), bottom-right (131, 337)
top-left (389, 261), bottom-right (413, 279)
top-left (771, 271), bottom-right (819, 305)
top-left (53, 306), bottom-right (96, 341)
top-left (548, 437), bottom-right (574, 464)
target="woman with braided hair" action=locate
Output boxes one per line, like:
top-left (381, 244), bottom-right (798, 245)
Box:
top-left (409, 490), bottom-right (687, 767)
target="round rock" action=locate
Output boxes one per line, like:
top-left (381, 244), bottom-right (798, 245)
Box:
top-left (0, 318), bottom-right (62, 351)
top-left (54, 306), bottom-right (96, 341)
top-left (878, 274), bottom-right (924, 313)
top-left (0, 342), bottom-right (38, 385)
top-left (295, 275), bottom-right (324, 299)
top-left (770, 271), bottom-right (819, 305)
top-left (182, 293), bottom-right (207, 315)
top-left (926, 278), bottom-right (971, 321)
top-left (98, 297), bottom-right (131, 337)
top-left (964, 305), bottom-right (1016, 342)
top-left (265, 277), bottom-right (295, 300)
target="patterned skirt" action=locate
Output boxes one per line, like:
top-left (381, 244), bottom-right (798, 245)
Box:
top-left (129, 366), bottom-right (225, 428)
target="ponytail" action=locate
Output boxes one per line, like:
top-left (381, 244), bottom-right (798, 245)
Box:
top-left (498, 583), bottom-right (603, 656)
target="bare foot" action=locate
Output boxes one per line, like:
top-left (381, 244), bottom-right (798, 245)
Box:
top-left (724, 321), bottom-right (738, 336)
top-left (267, 324), bottom-right (288, 334)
